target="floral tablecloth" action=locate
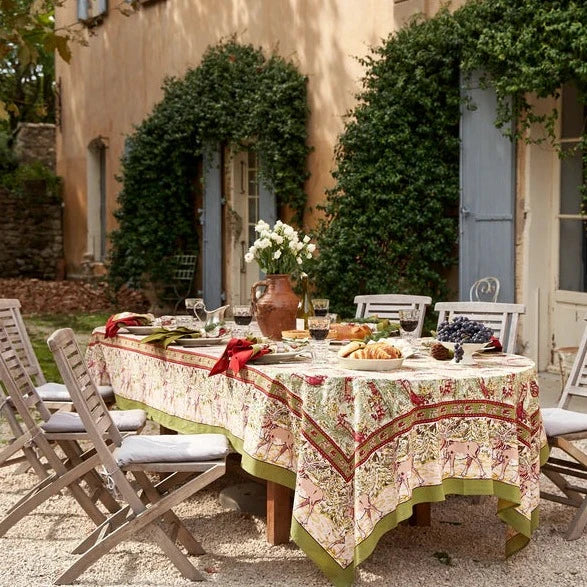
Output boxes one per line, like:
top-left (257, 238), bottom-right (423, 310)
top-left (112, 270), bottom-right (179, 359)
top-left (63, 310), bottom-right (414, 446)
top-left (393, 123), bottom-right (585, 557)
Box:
top-left (86, 328), bottom-right (548, 586)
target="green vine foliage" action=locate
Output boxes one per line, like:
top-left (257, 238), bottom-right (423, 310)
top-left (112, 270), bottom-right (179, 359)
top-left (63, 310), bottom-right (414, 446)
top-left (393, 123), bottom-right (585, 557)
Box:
top-left (108, 40), bottom-right (310, 291)
top-left (315, 1), bottom-right (587, 317)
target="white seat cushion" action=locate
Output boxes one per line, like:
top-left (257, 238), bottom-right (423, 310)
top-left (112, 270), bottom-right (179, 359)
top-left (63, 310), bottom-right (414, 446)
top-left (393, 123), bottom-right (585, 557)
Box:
top-left (36, 382), bottom-right (114, 402)
top-left (115, 434), bottom-right (231, 466)
top-left (542, 407), bottom-right (587, 437)
top-left (41, 409), bottom-right (147, 433)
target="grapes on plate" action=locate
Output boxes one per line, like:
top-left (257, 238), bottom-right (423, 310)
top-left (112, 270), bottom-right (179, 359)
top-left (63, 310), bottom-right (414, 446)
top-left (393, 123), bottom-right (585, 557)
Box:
top-left (436, 317), bottom-right (493, 363)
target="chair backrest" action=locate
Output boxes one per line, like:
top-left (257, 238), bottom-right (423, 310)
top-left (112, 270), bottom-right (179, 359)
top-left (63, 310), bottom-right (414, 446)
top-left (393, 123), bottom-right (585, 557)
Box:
top-left (0, 298), bottom-right (46, 386)
top-left (354, 294), bottom-right (432, 338)
top-left (469, 276), bottom-right (500, 302)
top-left (172, 255), bottom-right (197, 282)
top-left (0, 325), bottom-right (51, 424)
top-left (434, 301), bottom-right (525, 354)
top-left (47, 327), bottom-right (146, 510)
top-left (558, 319), bottom-right (587, 410)
top-left (47, 328), bottom-right (123, 454)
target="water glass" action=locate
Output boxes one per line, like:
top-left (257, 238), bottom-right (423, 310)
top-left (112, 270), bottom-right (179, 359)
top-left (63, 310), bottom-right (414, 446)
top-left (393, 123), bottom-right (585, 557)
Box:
top-left (308, 316), bottom-right (331, 364)
top-left (233, 304), bottom-right (254, 338)
top-left (312, 298), bottom-right (330, 317)
top-left (398, 308), bottom-right (419, 341)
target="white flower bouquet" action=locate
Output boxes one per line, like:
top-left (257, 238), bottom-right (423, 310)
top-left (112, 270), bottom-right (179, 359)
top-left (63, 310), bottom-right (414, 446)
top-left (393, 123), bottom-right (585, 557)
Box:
top-left (244, 220), bottom-right (316, 275)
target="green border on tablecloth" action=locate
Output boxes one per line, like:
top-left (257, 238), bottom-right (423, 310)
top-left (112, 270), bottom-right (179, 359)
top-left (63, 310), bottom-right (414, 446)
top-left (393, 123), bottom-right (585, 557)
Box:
top-left (116, 394), bottom-right (550, 587)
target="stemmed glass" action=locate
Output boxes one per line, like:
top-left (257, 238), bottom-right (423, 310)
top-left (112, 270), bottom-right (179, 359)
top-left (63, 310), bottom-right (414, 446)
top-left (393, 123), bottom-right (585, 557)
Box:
top-left (312, 298), bottom-right (330, 317)
top-left (232, 305), bottom-right (253, 339)
top-left (398, 308), bottom-right (420, 342)
top-left (308, 316), bottom-right (331, 364)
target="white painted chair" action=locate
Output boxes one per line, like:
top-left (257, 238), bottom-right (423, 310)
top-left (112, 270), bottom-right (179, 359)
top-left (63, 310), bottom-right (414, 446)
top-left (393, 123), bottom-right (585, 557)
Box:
top-left (48, 328), bottom-right (230, 584)
top-left (434, 301), bottom-right (525, 354)
top-left (354, 294), bottom-right (432, 338)
top-left (469, 276), bottom-right (500, 302)
top-left (541, 319), bottom-right (587, 540)
top-left (0, 298), bottom-right (114, 410)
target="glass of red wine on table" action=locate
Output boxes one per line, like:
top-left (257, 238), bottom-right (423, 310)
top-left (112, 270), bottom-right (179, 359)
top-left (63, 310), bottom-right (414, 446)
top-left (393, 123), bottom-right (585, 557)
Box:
top-left (312, 298), bottom-right (330, 317)
top-left (308, 315), bottom-right (331, 364)
top-left (399, 308), bottom-right (419, 342)
top-left (232, 305), bottom-right (253, 339)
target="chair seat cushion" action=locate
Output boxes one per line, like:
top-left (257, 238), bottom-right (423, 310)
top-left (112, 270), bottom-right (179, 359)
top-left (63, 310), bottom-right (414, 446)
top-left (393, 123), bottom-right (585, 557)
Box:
top-left (41, 409), bottom-right (147, 433)
top-left (542, 407), bottom-right (587, 437)
top-left (36, 382), bottom-right (114, 402)
top-left (115, 434), bottom-right (231, 466)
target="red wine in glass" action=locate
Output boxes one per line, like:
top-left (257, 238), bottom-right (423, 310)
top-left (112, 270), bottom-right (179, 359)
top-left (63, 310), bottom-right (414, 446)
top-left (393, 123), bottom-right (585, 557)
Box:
top-left (399, 319), bottom-right (418, 333)
top-left (234, 315), bottom-right (252, 326)
top-left (309, 327), bottom-right (329, 340)
top-left (314, 308), bottom-right (328, 317)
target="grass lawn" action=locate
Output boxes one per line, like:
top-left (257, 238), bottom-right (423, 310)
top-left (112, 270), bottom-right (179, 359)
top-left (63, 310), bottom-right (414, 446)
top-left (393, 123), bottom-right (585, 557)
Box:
top-left (24, 312), bottom-right (111, 383)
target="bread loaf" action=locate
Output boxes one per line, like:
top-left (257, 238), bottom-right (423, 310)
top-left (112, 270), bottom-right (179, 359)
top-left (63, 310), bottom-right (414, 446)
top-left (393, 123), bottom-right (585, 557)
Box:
top-left (348, 342), bottom-right (402, 360)
top-left (329, 323), bottom-right (372, 341)
top-left (282, 330), bottom-right (310, 339)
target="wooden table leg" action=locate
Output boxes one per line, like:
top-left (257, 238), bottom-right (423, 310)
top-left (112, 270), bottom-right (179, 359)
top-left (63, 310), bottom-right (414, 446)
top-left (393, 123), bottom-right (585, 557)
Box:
top-left (266, 481), bottom-right (293, 544)
top-left (409, 502), bottom-right (431, 526)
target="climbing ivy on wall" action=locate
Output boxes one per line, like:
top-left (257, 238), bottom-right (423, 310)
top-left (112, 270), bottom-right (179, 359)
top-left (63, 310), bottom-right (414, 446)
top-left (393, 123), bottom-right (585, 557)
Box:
top-left (108, 40), bottom-right (310, 291)
top-left (315, 0), bottom-right (587, 317)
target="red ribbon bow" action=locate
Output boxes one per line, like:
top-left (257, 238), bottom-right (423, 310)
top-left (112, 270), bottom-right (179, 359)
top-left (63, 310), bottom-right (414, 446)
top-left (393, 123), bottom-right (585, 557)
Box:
top-left (487, 336), bottom-right (503, 352)
top-left (209, 338), bottom-right (270, 376)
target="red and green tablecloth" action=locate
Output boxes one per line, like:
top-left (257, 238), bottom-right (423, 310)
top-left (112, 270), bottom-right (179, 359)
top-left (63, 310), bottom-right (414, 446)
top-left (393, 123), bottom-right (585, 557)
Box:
top-left (87, 328), bottom-right (548, 586)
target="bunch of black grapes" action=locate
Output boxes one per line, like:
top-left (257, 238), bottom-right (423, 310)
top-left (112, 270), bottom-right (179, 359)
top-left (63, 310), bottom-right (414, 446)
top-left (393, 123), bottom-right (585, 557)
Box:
top-left (436, 317), bottom-right (493, 363)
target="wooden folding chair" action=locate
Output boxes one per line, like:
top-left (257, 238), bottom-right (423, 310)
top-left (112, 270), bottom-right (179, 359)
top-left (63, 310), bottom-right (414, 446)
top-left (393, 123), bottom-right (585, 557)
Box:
top-left (48, 328), bottom-right (230, 584)
top-left (541, 319), bottom-right (587, 540)
top-left (0, 324), bottom-right (147, 536)
top-left (434, 301), bottom-right (525, 354)
top-left (354, 294), bottom-right (432, 338)
top-left (0, 298), bottom-right (114, 411)
top-left (0, 328), bottom-right (122, 537)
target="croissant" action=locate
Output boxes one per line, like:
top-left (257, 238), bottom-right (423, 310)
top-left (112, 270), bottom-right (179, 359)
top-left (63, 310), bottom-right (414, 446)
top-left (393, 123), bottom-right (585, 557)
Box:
top-left (348, 343), bottom-right (402, 360)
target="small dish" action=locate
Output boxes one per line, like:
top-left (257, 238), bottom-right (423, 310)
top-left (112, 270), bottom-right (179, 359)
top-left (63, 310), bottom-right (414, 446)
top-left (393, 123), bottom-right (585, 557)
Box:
top-left (249, 351), bottom-right (305, 364)
top-left (125, 326), bottom-right (157, 335)
top-left (173, 337), bottom-right (228, 347)
top-left (337, 356), bottom-right (405, 371)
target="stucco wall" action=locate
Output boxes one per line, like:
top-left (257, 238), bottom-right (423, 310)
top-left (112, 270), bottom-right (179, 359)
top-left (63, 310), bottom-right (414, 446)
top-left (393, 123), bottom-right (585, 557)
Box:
top-left (55, 0), bottom-right (398, 275)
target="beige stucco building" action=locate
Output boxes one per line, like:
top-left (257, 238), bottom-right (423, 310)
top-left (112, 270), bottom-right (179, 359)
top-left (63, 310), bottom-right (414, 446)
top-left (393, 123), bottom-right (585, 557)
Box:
top-left (55, 0), bottom-right (586, 370)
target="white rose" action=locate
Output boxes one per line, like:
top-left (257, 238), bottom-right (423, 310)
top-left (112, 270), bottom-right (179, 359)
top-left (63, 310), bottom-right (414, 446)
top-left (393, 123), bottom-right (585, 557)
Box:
top-left (255, 220), bottom-right (270, 233)
top-left (303, 235), bottom-right (311, 243)
top-left (271, 233), bottom-right (284, 244)
top-left (284, 225), bottom-right (295, 237)
top-left (244, 253), bottom-right (254, 263)
top-left (260, 230), bottom-right (271, 239)
top-left (296, 257), bottom-right (303, 264)
top-left (258, 238), bottom-right (271, 249)
top-left (296, 242), bottom-right (304, 251)
top-left (307, 243), bottom-right (316, 253)
top-left (306, 253), bottom-right (312, 259)
top-left (273, 250), bottom-right (282, 260)
top-left (275, 220), bottom-right (283, 228)
top-left (289, 241), bottom-right (298, 252)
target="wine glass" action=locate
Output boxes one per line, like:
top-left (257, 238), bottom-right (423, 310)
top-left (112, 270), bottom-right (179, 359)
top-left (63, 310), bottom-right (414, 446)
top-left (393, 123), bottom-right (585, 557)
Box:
top-left (398, 308), bottom-right (420, 342)
top-left (308, 316), bottom-right (331, 364)
top-left (233, 304), bottom-right (253, 339)
top-left (312, 298), bottom-right (330, 317)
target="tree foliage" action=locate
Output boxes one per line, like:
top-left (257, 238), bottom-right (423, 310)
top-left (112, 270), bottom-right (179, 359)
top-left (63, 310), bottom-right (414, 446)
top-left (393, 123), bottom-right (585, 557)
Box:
top-left (108, 40), bottom-right (310, 291)
top-left (315, 0), bottom-right (587, 317)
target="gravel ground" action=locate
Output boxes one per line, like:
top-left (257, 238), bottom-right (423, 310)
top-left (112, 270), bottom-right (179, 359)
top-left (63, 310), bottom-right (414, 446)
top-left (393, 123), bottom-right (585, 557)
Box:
top-left (0, 429), bottom-right (586, 587)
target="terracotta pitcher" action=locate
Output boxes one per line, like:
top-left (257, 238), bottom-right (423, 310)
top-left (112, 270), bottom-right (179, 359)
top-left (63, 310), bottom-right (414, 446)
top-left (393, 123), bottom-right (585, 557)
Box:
top-left (251, 274), bottom-right (299, 340)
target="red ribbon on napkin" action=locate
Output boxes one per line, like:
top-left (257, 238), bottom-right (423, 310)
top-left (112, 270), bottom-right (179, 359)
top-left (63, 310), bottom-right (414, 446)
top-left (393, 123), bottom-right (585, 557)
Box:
top-left (105, 312), bottom-right (153, 338)
top-left (209, 338), bottom-right (271, 376)
top-left (487, 336), bottom-right (503, 352)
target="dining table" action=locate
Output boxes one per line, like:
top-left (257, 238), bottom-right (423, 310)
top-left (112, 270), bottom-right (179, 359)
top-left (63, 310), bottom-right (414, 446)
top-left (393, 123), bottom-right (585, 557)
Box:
top-left (86, 328), bottom-right (548, 586)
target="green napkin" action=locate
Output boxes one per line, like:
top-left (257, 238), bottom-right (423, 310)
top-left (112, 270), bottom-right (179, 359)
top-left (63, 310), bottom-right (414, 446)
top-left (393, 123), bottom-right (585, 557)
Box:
top-left (139, 327), bottom-right (202, 349)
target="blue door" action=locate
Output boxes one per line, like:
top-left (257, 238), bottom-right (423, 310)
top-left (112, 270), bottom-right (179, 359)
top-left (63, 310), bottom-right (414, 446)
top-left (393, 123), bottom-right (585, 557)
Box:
top-left (460, 74), bottom-right (516, 302)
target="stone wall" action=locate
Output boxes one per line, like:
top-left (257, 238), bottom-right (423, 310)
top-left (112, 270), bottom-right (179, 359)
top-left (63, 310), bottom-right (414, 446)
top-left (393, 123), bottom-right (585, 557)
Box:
top-left (0, 123), bottom-right (64, 279)
top-left (13, 123), bottom-right (56, 171)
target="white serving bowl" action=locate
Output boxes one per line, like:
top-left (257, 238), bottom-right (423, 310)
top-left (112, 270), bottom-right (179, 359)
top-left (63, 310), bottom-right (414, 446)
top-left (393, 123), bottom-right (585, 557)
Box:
top-left (337, 356), bottom-right (405, 371)
top-left (438, 341), bottom-right (490, 365)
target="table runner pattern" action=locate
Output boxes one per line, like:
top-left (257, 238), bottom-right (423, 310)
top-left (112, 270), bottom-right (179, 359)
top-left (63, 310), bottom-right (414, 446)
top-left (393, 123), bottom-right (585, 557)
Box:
top-left (86, 330), bottom-right (548, 586)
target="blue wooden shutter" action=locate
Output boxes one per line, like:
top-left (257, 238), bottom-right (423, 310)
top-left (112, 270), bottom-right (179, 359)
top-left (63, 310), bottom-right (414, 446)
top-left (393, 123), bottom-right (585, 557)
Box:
top-left (258, 180), bottom-right (276, 229)
top-left (459, 72), bottom-right (516, 302)
top-left (77, 0), bottom-right (89, 20)
top-left (202, 144), bottom-right (223, 309)
top-left (97, 0), bottom-right (108, 15)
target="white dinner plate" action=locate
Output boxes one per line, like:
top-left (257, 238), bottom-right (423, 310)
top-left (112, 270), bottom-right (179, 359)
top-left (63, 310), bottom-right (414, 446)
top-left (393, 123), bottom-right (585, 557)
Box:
top-left (173, 337), bottom-right (228, 347)
top-left (249, 351), bottom-right (305, 364)
top-left (125, 326), bottom-right (157, 335)
top-left (337, 356), bottom-right (405, 371)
